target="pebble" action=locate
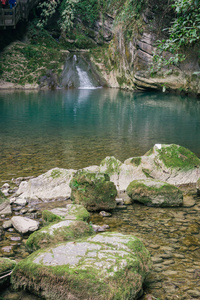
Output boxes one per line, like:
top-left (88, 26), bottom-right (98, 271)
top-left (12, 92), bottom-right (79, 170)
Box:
top-left (187, 290), bottom-right (200, 297)
top-left (99, 211), bottom-right (112, 217)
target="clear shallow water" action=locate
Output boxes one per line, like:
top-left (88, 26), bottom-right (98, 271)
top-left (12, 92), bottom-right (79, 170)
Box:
top-left (0, 88), bottom-right (200, 183)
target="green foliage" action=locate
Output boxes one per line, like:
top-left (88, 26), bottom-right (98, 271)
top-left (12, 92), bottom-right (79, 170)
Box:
top-left (152, 0), bottom-right (200, 72)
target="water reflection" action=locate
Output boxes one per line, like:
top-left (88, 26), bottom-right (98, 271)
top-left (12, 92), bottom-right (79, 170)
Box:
top-left (0, 89), bottom-right (200, 183)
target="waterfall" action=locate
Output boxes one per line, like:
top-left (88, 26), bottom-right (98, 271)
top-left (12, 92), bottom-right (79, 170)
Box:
top-left (76, 65), bottom-right (96, 89)
top-left (61, 54), bottom-right (103, 89)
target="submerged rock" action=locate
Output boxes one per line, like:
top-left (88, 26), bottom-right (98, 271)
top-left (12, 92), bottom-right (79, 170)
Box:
top-left (70, 170), bottom-right (117, 211)
top-left (11, 216), bottom-right (39, 234)
top-left (196, 177), bottom-right (200, 195)
top-left (15, 168), bottom-right (76, 203)
top-left (12, 232), bottom-right (151, 300)
top-left (26, 220), bottom-right (94, 251)
top-left (127, 179), bottom-right (183, 207)
top-left (125, 144), bottom-right (200, 186)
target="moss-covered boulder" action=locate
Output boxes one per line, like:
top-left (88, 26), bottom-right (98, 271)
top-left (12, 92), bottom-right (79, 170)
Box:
top-left (26, 220), bottom-right (94, 252)
top-left (127, 179), bottom-right (183, 207)
top-left (0, 258), bottom-right (16, 288)
top-left (70, 170), bottom-right (117, 211)
top-left (50, 204), bottom-right (90, 221)
top-left (125, 144), bottom-right (200, 186)
top-left (12, 232), bottom-right (151, 300)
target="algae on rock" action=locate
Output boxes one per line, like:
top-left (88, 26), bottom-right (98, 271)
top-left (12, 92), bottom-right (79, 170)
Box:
top-left (12, 232), bottom-right (151, 300)
top-left (26, 219), bottom-right (94, 252)
top-left (127, 179), bottom-right (183, 207)
top-left (70, 170), bottom-right (117, 211)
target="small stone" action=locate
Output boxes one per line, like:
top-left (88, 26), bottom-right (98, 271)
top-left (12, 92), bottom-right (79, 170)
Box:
top-left (115, 198), bottom-right (124, 205)
top-left (163, 259), bottom-right (174, 265)
top-left (152, 257), bottom-right (163, 264)
top-left (187, 290), bottom-right (200, 297)
top-left (99, 211), bottom-right (112, 217)
top-left (163, 270), bottom-right (178, 276)
top-left (10, 197), bottom-right (16, 204)
top-left (2, 183), bottom-right (10, 189)
top-left (15, 197), bottom-right (27, 206)
top-left (2, 220), bottom-right (12, 229)
top-left (160, 253), bottom-right (173, 259)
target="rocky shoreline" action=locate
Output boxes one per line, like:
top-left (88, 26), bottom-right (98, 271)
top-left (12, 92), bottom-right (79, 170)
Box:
top-left (1, 143), bottom-right (200, 299)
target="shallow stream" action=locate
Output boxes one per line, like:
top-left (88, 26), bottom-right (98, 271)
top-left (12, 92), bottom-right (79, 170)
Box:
top-left (0, 88), bottom-right (200, 299)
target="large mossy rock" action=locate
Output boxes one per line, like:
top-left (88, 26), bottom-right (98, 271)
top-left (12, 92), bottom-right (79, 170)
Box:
top-left (26, 220), bottom-right (94, 252)
top-left (127, 179), bottom-right (183, 207)
top-left (125, 144), bottom-right (200, 186)
top-left (15, 168), bottom-right (76, 203)
top-left (12, 232), bottom-right (151, 300)
top-left (0, 257), bottom-right (16, 288)
top-left (70, 170), bottom-right (117, 211)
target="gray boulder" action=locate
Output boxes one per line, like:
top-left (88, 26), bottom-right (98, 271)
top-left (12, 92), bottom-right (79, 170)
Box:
top-left (15, 168), bottom-right (76, 203)
top-left (11, 216), bottom-right (39, 234)
top-left (127, 179), bottom-right (183, 207)
top-left (12, 232), bottom-right (151, 300)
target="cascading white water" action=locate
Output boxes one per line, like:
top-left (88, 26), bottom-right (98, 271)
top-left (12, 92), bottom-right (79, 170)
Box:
top-left (76, 65), bottom-right (95, 89)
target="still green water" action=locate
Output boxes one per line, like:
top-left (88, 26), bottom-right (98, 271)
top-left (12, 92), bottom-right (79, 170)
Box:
top-left (0, 88), bottom-right (200, 183)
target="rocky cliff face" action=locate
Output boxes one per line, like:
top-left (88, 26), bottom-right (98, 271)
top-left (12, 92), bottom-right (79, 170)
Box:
top-left (90, 0), bottom-right (200, 96)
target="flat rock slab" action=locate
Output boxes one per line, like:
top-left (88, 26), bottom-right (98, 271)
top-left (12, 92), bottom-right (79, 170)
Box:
top-left (12, 232), bottom-right (151, 300)
top-left (15, 168), bottom-right (76, 203)
top-left (11, 216), bottom-right (39, 234)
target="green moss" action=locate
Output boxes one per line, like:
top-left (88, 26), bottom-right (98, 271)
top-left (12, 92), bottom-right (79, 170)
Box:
top-left (127, 179), bottom-right (183, 207)
top-left (100, 157), bottom-right (122, 176)
top-left (42, 210), bottom-right (63, 224)
top-left (131, 157), bottom-right (141, 167)
top-left (158, 145), bottom-right (200, 170)
top-left (26, 220), bottom-right (94, 252)
top-left (0, 258), bottom-right (16, 274)
top-left (70, 170), bottom-right (117, 211)
top-left (67, 206), bottom-right (90, 221)
top-left (51, 169), bottom-right (62, 178)
top-left (12, 233), bottom-right (151, 300)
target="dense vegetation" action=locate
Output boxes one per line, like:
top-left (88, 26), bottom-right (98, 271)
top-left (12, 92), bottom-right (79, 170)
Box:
top-left (0, 0), bottom-right (199, 90)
